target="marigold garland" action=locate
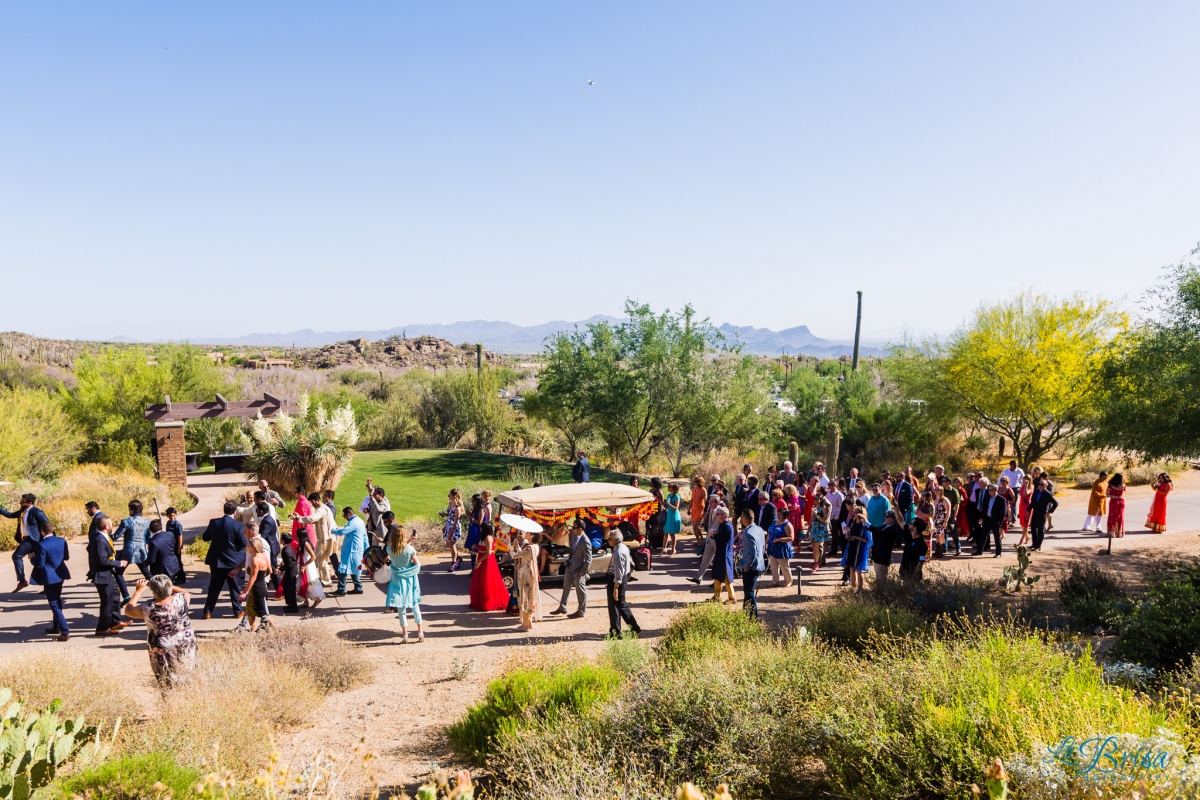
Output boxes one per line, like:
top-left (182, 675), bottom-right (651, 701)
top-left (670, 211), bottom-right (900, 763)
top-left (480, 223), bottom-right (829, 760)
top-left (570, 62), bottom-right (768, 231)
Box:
top-left (518, 500), bottom-right (656, 528)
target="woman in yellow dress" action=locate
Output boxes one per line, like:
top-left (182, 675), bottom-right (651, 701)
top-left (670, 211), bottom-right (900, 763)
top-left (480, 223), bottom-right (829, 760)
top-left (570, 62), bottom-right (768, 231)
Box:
top-left (1083, 471), bottom-right (1108, 533)
top-left (514, 529), bottom-right (541, 631)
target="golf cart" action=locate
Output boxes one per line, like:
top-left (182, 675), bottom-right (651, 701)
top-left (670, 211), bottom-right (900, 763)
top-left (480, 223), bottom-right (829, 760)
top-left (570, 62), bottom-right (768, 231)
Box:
top-left (493, 483), bottom-right (656, 590)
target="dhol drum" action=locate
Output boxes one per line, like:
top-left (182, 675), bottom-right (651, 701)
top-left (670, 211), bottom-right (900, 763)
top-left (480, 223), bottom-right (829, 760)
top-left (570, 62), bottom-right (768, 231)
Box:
top-left (362, 545), bottom-right (390, 574)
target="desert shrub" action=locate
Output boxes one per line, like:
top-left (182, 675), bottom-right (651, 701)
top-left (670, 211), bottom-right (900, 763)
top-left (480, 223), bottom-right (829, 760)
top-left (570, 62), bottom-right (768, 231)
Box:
top-left (359, 394), bottom-right (421, 450)
top-left (871, 566), bottom-right (992, 621)
top-left (1058, 559), bottom-right (1132, 632)
top-left (0, 385), bottom-right (85, 482)
top-left (95, 439), bottom-right (157, 476)
top-left (246, 393), bottom-right (357, 495)
top-left (183, 537), bottom-right (209, 560)
top-left (599, 637), bottom-right (650, 676)
top-left (655, 601), bottom-right (766, 665)
top-left (236, 620), bottom-right (371, 693)
top-left (812, 595), bottom-right (927, 653)
top-left (1110, 558), bottom-right (1200, 671)
top-left (56, 752), bottom-right (201, 800)
top-left (0, 652), bottom-right (135, 726)
top-left (448, 663), bottom-right (622, 761)
top-left (480, 610), bottom-right (1197, 800)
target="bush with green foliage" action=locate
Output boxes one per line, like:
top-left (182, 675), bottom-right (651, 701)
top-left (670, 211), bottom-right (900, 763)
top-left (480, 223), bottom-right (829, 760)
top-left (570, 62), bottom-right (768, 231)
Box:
top-left (871, 567), bottom-right (992, 621)
top-left (0, 386), bottom-right (85, 482)
top-left (447, 663), bottom-right (622, 761)
top-left (1057, 559), bottom-right (1132, 632)
top-left (1110, 557), bottom-right (1200, 671)
top-left (655, 601), bottom-right (766, 665)
top-left (478, 611), bottom-right (1197, 800)
top-left (812, 595), bottom-right (927, 653)
top-left (54, 752), bottom-right (200, 800)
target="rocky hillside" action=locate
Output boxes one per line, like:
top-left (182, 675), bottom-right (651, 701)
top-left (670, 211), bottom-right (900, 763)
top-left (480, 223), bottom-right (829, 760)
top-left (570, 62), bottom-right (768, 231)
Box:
top-left (293, 335), bottom-right (504, 370)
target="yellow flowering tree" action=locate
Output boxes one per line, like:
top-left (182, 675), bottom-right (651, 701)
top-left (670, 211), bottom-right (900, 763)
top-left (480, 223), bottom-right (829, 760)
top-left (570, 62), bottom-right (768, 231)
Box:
top-left (895, 293), bottom-right (1126, 467)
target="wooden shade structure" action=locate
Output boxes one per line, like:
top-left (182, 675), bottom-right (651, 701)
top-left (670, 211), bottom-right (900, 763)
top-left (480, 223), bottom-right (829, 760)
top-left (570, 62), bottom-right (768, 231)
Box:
top-left (144, 392), bottom-right (293, 422)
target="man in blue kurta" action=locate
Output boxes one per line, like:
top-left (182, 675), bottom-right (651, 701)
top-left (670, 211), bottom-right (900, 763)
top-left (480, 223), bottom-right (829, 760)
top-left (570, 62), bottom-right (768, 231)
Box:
top-left (330, 507), bottom-right (367, 596)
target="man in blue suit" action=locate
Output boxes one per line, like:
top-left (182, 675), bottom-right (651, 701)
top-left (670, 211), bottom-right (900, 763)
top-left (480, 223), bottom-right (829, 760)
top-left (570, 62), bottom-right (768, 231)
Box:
top-left (146, 519), bottom-right (183, 582)
top-left (33, 520), bottom-right (70, 640)
top-left (0, 494), bottom-right (49, 592)
top-left (201, 501), bottom-right (248, 619)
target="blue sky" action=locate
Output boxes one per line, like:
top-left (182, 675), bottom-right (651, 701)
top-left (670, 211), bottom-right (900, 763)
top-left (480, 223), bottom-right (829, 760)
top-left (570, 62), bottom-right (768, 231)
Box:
top-left (3, 2), bottom-right (1199, 342)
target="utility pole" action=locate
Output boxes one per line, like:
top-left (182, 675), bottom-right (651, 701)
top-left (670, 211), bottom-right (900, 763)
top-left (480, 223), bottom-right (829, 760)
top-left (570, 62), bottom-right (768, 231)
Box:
top-left (851, 291), bottom-right (863, 372)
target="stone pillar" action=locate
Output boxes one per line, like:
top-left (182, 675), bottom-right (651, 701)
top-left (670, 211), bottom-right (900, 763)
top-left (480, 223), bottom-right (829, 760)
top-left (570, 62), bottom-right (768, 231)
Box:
top-left (154, 422), bottom-right (188, 488)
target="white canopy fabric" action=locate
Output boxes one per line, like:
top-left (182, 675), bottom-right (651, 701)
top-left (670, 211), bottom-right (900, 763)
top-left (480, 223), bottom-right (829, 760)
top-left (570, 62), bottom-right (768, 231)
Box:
top-left (496, 482), bottom-right (655, 511)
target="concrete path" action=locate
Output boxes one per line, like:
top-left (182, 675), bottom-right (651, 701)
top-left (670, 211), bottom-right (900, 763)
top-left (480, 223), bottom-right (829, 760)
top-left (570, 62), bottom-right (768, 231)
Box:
top-left (0, 474), bottom-right (1196, 654)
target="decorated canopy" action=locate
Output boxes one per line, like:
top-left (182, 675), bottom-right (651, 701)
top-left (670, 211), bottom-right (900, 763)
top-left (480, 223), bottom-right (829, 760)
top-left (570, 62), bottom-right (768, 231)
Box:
top-left (496, 482), bottom-right (657, 527)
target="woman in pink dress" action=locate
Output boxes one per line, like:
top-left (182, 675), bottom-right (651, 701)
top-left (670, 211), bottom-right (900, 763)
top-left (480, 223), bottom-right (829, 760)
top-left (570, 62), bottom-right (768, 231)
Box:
top-left (1105, 473), bottom-right (1126, 538)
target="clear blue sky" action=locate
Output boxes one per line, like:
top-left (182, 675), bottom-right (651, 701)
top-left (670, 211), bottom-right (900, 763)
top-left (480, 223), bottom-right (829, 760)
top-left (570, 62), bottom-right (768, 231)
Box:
top-left (3, 2), bottom-right (1199, 342)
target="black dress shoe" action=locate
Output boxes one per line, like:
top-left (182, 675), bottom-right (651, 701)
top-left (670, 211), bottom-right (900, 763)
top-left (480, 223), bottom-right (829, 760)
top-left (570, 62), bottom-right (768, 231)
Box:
top-left (56, 633), bottom-right (69, 642)
top-left (44, 628), bottom-right (62, 636)
top-left (567, 611), bottom-right (585, 619)
top-left (550, 607), bottom-right (567, 615)
top-left (347, 589), bottom-right (364, 595)
top-left (687, 577), bottom-right (701, 584)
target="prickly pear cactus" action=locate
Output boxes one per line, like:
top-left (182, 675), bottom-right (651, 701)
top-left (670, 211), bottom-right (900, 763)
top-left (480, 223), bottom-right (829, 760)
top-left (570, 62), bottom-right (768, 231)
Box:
top-left (1002, 546), bottom-right (1041, 593)
top-left (0, 688), bottom-right (95, 800)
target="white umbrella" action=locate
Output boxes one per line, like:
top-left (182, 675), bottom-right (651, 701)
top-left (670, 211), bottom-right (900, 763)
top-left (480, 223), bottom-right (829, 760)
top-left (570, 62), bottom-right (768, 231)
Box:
top-left (500, 513), bottom-right (544, 534)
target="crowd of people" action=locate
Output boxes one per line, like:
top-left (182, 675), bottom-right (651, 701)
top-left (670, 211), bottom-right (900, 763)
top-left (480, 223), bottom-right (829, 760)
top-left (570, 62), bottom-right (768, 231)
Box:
top-left (0, 458), bottom-right (1179, 676)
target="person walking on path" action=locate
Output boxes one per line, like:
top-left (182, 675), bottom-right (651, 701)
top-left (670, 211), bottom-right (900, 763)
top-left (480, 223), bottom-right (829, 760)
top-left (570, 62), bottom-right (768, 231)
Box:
top-left (33, 520), bottom-right (70, 641)
top-left (843, 507), bottom-right (873, 590)
top-left (689, 477), bottom-right (708, 547)
top-left (605, 529), bottom-right (641, 637)
top-left (739, 511), bottom-right (766, 619)
top-left (514, 529), bottom-right (541, 631)
top-left (767, 510), bottom-right (794, 588)
top-left (1106, 473), bottom-right (1127, 538)
top-left (1, 494), bottom-right (48, 593)
top-left (710, 508), bottom-right (737, 604)
top-left (441, 488), bottom-right (467, 572)
top-left (1027, 478), bottom-right (1059, 551)
top-left (114, 500), bottom-right (153, 590)
top-left (278, 531), bottom-right (300, 614)
top-left (87, 515), bottom-right (128, 635)
top-left (330, 507), bottom-right (367, 597)
top-left (980, 484), bottom-right (1007, 558)
top-left (386, 526), bottom-right (424, 642)
top-left (688, 495), bottom-right (723, 585)
top-left (808, 488), bottom-right (831, 574)
top-left (1083, 472), bottom-right (1109, 532)
top-left (200, 501), bottom-right (248, 620)
top-left (294, 492), bottom-right (336, 585)
top-left (124, 576), bottom-right (197, 685)
top-left (237, 537), bottom-right (274, 632)
top-left (1146, 473), bottom-right (1172, 533)
top-left (146, 519), bottom-right (182, 581)
top-left (662, 482), bottom-right (683, 556)
top-left (551, 519), bottom-right (592, 618)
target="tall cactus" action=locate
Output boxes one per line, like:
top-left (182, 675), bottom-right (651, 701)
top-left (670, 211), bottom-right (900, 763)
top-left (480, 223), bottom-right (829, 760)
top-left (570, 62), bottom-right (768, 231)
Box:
top-left (0, 688), bottom-right (96, 800)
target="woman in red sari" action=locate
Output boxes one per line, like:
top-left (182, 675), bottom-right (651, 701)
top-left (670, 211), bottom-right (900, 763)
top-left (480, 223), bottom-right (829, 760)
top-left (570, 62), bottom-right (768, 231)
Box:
top-left (1146, 473), bottom-right (1172, 533)
top-left (802, 477), bottom-right (818, 531)
top-left (1106, 473), bottom-right (1126, 538)
top-left (278, 490), bottom-right (320, 604)
top-left (469, 522), bottom-right (511, 611)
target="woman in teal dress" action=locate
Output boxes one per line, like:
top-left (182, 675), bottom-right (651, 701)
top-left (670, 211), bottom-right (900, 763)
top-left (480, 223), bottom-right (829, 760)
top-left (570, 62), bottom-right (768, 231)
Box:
top-left (386, 526), bottom-right (423, 643)
top-left (662, 482), bottom-right (683, 557)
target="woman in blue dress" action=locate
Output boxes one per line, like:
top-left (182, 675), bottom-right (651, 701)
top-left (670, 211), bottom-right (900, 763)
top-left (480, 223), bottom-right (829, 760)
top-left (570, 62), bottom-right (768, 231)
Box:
top-left (767, 515), bottom-right (794, 588)
top-left (662, 482), bottom-right (683, 557)
top-left (386, 526), bottom-right (424, 642)
top-left (841, 506), bottom-right (873, 590)
top-left (710, 508), bottom-right (737, 604)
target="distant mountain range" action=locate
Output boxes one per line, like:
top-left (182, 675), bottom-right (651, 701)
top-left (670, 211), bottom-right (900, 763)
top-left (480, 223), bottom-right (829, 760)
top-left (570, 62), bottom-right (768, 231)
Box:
top-left (186, 317), bottom-right (888, 357)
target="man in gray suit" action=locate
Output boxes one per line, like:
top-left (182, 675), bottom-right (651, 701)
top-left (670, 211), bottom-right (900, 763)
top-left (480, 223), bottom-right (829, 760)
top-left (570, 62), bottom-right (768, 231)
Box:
top-left (550, 518), bottom-right (592, 619)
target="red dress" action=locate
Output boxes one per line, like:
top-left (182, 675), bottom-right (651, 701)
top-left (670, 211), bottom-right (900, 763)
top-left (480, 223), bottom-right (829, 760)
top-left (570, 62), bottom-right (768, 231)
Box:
top-left (803, 487), bottom-right (816, 528)
top-left (1145, 482), bottom-right (1171, 532)
top-left (1106, 485), bottom-right (1126, 537)
top-left (955, 487), bottom-right (970, 534)
top-left (1018, 484), bottom-right (1033, 528)
top-left (276, 495), bottom-right (316, 599)
top-left (469, 536), bottom-right (511, 611)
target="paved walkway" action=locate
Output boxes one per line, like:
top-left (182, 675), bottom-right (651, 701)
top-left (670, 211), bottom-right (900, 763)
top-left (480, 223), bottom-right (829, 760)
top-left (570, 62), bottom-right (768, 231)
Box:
top-left (0, 474), bottom-right (1196, 654)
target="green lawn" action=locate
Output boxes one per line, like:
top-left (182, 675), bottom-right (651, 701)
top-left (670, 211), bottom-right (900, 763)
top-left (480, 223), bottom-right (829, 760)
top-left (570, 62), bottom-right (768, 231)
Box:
top-left (332, 449), bottom-right (629, 521)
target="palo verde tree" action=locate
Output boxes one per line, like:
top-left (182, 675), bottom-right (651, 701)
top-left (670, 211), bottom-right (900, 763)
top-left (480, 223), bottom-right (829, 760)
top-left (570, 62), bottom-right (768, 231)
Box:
top-left (1089, 243), bottom-right (1200, 459)
top-left (894, 293), bottom-right (1126, 468)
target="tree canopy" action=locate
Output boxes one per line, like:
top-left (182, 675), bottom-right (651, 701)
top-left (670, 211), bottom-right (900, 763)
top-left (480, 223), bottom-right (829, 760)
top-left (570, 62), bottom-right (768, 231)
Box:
top-left (1089, 245), bottom-right (1200, 459)
top-left (893, 293), bottom-right (1126, 468)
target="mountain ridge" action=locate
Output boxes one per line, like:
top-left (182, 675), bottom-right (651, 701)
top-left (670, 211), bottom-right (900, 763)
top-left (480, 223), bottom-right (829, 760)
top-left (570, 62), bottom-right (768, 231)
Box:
top-left (182, 317), bottom-right (887, 357)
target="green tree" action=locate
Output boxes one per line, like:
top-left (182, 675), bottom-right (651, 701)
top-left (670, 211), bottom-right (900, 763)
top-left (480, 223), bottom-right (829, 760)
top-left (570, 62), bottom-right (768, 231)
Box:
top-left (62, 345), bottom-right (236, 461)
top-left (0, 386), bottom-right (86, 480)
top-left (1090, 245), bottom-right (1200, 458)
top-left (523, 335), bottom-right (594, 461)
top-left (893, 293), bottom-right (1126, 467)
top-left (416, 368), bottom-right (515, 450)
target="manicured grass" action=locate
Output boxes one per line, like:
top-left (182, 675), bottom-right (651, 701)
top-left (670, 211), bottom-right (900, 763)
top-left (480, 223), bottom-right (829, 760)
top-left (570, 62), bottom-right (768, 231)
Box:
top-left (333, 449), bottom-right (629, 521)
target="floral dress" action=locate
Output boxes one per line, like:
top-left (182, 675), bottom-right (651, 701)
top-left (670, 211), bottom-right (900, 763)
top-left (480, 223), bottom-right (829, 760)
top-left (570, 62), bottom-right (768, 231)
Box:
top-left (140, 593), bottom-right (197, 684)
top-left (932, 500), bottom-right (949, 547)
top-left (442, 501), bottom-right (463, 544)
